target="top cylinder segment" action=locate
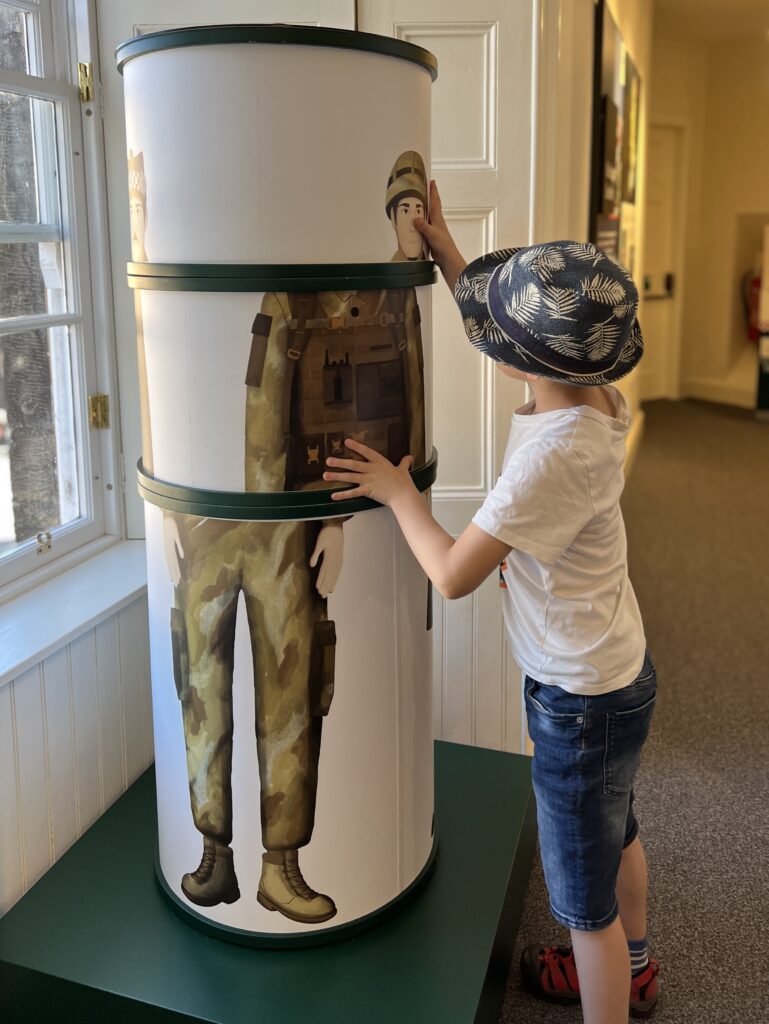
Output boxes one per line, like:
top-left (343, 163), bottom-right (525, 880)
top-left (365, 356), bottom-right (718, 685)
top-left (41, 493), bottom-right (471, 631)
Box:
top-left (117, 23), bottom-right (437, 265)
top-left (116, 23), bottom-right (438, 79)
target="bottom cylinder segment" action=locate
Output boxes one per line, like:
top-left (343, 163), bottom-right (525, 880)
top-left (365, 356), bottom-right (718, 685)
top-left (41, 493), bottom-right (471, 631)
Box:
top-left (144, 500), bottom-right (434, 938)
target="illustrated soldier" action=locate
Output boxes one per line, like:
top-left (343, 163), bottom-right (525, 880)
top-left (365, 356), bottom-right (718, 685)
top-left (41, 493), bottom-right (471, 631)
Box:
top-left (163, 151), bottom-right (428, 925)
top-left (387, 150), bottom-right (428, 262)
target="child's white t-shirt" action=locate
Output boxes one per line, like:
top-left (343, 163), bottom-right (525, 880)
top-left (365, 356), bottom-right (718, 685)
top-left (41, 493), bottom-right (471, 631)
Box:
top-left (472, 386), bottom-right (646, 696)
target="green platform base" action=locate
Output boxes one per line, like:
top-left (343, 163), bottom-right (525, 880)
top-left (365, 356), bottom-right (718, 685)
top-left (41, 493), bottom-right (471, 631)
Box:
top-left (0, 741), bottom-right (536, 1024)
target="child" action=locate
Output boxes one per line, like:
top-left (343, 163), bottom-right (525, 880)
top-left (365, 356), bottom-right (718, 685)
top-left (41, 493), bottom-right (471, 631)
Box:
top-left (324, 182), bottom-right (658, 1024)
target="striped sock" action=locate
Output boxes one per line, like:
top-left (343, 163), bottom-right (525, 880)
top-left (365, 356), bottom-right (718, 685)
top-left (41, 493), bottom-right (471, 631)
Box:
top-left (628, 937), bottom-right (649, 976)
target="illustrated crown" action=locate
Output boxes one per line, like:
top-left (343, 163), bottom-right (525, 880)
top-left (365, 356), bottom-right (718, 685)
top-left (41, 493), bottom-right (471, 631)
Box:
top-left (127, 149), bottom-right (146, 201)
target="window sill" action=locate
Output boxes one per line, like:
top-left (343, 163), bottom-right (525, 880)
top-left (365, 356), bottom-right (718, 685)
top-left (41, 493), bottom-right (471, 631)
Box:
top-left (0, 540), bottom-right (148, 689)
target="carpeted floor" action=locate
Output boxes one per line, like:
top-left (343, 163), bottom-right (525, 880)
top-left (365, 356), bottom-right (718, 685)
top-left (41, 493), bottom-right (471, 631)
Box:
top-left (499, 399), bottom-right (769, 1023)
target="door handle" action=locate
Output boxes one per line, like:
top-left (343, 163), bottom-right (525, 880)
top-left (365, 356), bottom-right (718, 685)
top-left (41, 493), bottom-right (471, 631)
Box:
top-left (644, 272), bottom-right (675, 300)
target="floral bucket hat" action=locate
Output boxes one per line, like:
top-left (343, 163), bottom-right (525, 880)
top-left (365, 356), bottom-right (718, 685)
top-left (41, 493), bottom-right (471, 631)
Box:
top-left (454, 241), bottom-right (643, 385)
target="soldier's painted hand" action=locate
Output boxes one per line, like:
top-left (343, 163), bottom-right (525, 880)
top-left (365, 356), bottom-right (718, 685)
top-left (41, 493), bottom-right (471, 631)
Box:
top-left (309, 522), bottom-right (345, 597)
top-left (162, 513), bottom-right (184, 586)
top-left (325, 440), bottom-right (416, 508)
top-left (413, 180), bottom-right (467, 292)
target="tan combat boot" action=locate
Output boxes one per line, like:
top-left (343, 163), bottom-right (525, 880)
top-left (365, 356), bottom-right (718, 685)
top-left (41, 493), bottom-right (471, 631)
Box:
top-left (181, 837), bottom-right (241, 906)
top-left (257, 850), bottom-right (337, 923)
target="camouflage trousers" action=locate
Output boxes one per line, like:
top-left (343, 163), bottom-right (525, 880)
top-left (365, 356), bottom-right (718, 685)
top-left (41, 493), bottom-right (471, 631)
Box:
top-left (169, 515), bottom-right (334, 851)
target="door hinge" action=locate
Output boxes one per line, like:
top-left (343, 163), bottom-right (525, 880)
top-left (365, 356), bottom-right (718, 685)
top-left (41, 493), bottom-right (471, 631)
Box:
top-left (78, 61), bottom-right (94, 103)
top-left (89, 393), bottom-right (110, 430)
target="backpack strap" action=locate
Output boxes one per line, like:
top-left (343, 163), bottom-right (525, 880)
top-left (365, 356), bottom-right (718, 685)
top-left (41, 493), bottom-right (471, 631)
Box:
top-left (384, 287), bottom-right (408, 352)
top-left (385, 287), bottom-right (426, 464)
top-left (282, 290), bottom-right (318, 439)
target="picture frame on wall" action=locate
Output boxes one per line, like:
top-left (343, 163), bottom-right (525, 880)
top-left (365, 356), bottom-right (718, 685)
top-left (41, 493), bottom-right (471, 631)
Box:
top-left (596, 214), bottom-right (620, 262)
top-left (622, 54), bottom-right (641, 205)
top-left (589, 0), bottom-right (642, 276)
top-left (601, 93), bottom-right (620, 216)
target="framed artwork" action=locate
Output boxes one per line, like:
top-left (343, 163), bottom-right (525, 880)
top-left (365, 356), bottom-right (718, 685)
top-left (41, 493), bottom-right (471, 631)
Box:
top-left (596, 214), bottom-right (620, 262)
top-left (589, 0), bottom-right (642, 276)
top-left (622, 55), bottom-right (641, 204)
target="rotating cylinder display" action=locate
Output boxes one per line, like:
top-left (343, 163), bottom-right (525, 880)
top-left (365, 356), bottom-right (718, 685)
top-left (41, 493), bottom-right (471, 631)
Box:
top-left (117, 26), bottom-right (438, 945)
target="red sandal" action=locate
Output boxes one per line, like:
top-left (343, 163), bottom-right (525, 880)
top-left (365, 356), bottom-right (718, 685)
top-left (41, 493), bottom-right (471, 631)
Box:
top-left (520, 944), bottom-right (581, 1005)
top-left (629, 958), bottom-right (659, 1018)
top-left (520, 943), bottom-right (660, 1017)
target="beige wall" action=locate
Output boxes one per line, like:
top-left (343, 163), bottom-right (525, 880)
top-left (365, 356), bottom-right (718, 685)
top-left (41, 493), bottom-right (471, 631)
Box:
top-left (606, 0), bottom-right (654, 448)
top-left (651, 32), bottom-right (769, 406)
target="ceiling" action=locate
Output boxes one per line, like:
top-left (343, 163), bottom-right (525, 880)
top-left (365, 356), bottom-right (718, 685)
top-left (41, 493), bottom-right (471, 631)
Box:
top-left (654, 0), bottom-right (769, 40)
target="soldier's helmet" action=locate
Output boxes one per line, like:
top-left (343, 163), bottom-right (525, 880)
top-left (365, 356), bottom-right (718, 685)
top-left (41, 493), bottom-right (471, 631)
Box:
top-left (385, 150), bottom-right (428, 219)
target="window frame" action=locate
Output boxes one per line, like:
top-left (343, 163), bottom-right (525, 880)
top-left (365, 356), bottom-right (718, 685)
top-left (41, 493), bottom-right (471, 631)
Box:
top-left (0, 0), bottom-right (123, 600)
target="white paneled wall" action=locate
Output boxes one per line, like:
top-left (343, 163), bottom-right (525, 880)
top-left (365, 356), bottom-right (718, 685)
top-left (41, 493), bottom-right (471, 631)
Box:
top-left (0, 596), bottom-right (153, 915)
top-left (432, 573), bottom-right (525, 754)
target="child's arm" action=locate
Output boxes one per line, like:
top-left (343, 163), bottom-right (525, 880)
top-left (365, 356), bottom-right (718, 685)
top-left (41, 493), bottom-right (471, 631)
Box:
top-left (414, 181), bottom-right (468, 292)
top-left (325, 440), bottom-right (510, 600)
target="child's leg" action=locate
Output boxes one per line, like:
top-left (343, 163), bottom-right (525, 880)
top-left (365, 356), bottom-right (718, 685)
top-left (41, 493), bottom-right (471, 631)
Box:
top-left (571, 918), bottom-right (631, 1024)
top-left (616, 834), bottom-right (648, 941)
top-left (522, 656), bottom-right (657, 1016)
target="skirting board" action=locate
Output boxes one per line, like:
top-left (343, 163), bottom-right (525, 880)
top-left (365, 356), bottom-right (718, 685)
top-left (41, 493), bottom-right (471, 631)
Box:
top-left (683, 376), bottom-right (755, 410)
top-left (0, 741), bottom-right (536, 1024)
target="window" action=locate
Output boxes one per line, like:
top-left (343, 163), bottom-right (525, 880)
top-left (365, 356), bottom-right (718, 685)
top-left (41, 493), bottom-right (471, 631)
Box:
top-left (0, 0), bottom-right (117, 592)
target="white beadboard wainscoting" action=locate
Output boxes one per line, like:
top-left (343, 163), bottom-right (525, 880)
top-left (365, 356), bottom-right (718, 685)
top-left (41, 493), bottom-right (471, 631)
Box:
top-left (432, 573), bottom-right (526, 754)
top-left (0, 594), bottom-right (153, 916)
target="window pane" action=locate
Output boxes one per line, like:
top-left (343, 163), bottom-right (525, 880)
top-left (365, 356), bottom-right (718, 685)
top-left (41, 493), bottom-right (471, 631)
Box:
top-left (0, 241), bottom-right (66, 317)
top-left (0, 90), bottom-right (68, 319)
top-left (0, 90), bottom-right (61, 225)
top-left (0, 4), bottom-right (32, 74)
top-left (0, 324), bottom-right (83, 560)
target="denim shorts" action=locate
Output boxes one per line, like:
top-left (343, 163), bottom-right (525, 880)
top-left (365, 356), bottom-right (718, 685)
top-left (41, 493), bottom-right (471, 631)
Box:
top-left (524, 651), bottom-right (657, 931)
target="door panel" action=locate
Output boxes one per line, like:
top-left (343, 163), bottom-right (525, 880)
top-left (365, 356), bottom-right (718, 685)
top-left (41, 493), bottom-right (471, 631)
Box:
top-left (358, 0), bottom-right (534, 754)
top-left (642, 125), bottom-right (681, 400)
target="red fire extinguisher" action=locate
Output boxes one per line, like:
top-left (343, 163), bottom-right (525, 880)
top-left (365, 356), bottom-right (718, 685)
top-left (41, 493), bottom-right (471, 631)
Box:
top-left (743, 255), bottom-right (762, 342)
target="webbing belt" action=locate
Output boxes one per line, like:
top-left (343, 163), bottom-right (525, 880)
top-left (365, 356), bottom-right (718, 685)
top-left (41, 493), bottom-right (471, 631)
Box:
top-left (286, 312), bottom-right (405, 331)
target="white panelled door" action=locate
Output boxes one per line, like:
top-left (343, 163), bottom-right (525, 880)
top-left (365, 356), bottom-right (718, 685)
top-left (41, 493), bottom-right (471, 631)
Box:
top-left (96, 1), bottom-right (356, 539)
top-left (359, 0), bottom-right (534, 754)
top-left (641, 125), bottom-right (682, 400)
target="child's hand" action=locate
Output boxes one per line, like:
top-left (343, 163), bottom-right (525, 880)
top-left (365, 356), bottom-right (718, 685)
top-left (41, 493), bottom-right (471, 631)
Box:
top-left (413, 180), bottom-right (467, 291)
top-left (324, 440), bottom-right (416, 507)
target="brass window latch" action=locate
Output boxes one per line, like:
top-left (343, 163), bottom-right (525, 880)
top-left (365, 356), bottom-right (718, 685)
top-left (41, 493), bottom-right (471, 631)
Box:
top-left (36, 531), bottom-right (52, 555)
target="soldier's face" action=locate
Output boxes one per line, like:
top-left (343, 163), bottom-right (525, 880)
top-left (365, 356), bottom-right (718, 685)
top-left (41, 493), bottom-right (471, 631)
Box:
top-left (129, 197), bottom-right (146, 260)
top-left (392, 197), bottom-right (425, 259)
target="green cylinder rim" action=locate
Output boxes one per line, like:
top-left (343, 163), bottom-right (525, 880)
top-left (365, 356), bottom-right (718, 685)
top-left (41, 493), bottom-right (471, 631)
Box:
top-left (137, 448), bottom-right (438, 520)
top-left (116, 24), bottom-right (438, 80)
top-left (127, 261), bottom-right (437, 292)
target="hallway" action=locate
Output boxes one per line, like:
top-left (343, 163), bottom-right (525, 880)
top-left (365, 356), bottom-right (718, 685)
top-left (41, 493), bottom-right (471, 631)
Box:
top-left (501, 399), bottom-right (769, 1023)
